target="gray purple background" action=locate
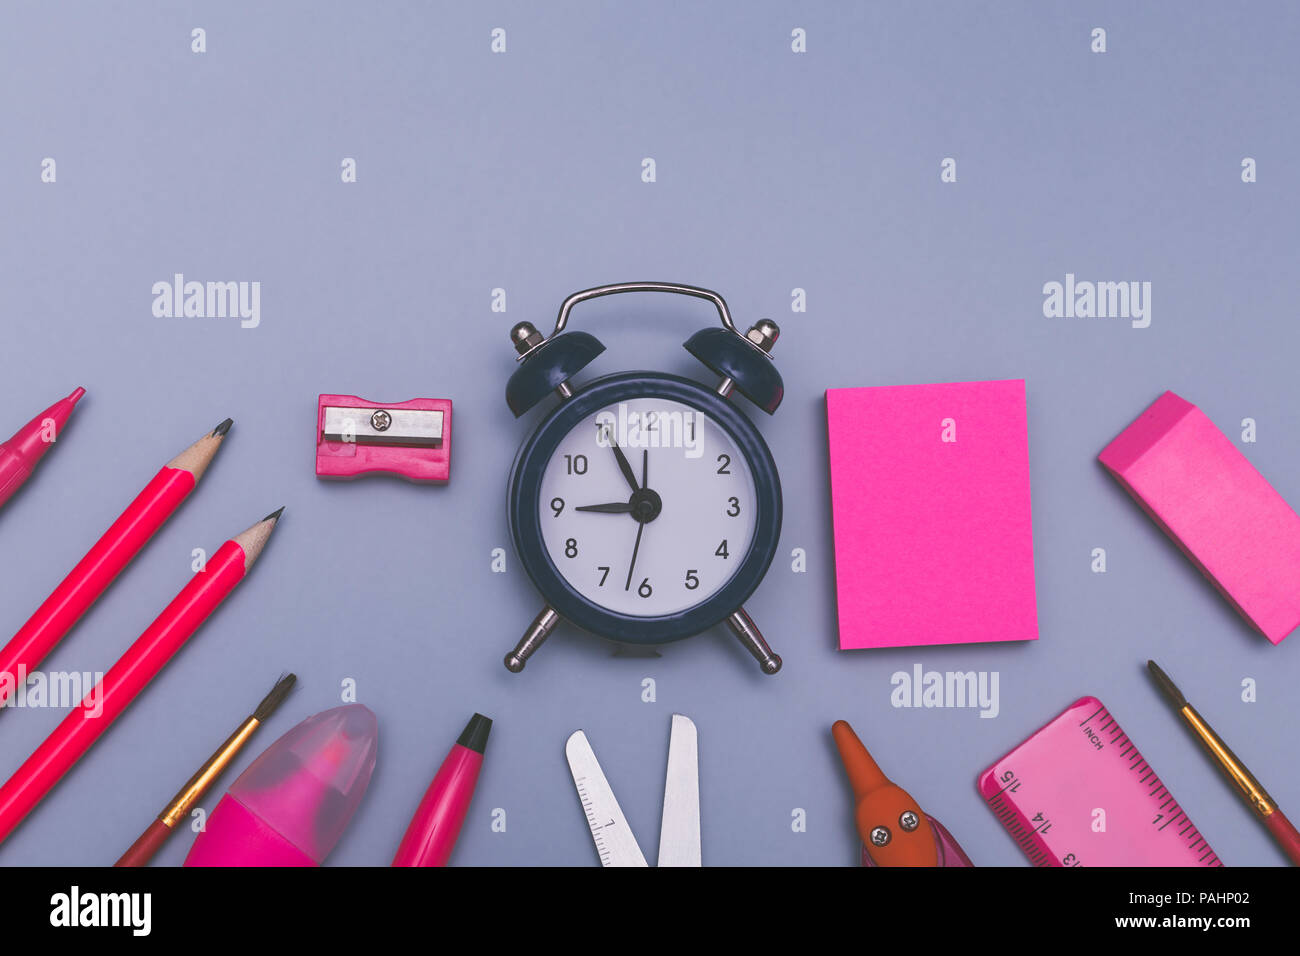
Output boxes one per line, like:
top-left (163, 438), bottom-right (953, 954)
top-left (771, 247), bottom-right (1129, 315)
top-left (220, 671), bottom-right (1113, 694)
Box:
top-left (1, 1), bottom-right (1298, 867)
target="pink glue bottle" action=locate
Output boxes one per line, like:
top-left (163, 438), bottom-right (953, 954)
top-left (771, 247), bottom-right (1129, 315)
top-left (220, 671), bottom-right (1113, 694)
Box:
top-left (184, 704), bottom-right (378, 867)
top-left (391, 713), bottom-right (491, 867)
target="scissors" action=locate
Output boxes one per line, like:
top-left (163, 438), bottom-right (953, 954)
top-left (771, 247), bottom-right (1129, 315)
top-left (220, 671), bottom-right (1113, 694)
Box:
top-left (565, 714), bottom-right (700, 867)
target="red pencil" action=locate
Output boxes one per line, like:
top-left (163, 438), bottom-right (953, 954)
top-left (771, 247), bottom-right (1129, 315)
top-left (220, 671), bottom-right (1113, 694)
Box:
top-left (0, 387), bottom-right (85, 511)
top-left (0, 508), bottom-right (283, 846)
top-left (0, 419), bottom-right (232, 709)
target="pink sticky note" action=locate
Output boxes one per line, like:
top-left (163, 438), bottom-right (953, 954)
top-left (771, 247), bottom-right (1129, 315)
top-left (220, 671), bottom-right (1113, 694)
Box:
top-left (826, 380), bottom-right (1039, 650)
top-left (1099, 391), bottom-right (1300, 644)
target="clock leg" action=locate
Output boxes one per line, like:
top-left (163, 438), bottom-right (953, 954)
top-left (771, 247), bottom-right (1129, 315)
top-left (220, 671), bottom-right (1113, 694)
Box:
top-left (504, 605), bottom-right (561, 673)
top-left (726, 607), bottom-right (782, 675)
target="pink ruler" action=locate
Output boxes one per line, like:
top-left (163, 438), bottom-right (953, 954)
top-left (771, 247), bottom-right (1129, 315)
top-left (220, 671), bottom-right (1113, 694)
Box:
top-left (978, 697), bottom-right (1221, 867)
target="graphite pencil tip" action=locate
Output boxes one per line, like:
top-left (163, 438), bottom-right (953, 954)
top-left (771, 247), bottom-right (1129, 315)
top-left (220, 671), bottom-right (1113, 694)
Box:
top-left (1147, 660), bottom-right (1188, 709)
top-left (234, 508), bottom-right (285, 572)
top-left (170, 419), bottom-right (235, 481)
top-left (264, 506), bottom-right (285, 523)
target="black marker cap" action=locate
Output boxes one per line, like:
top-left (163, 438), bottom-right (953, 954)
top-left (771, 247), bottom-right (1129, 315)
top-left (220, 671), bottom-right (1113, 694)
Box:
top-left (456, 713), bottom-right (492, 754)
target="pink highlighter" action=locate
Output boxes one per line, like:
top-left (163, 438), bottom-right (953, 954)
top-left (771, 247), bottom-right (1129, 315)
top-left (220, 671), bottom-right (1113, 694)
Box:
top-left (392, 713), bottom-right (491, 867)
top-left (184, 704), bottom-right (378, 867)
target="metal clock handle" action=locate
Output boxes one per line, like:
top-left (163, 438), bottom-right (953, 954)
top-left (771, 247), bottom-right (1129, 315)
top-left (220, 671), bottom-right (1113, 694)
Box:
top-left (552, 282), bottom-right (741, 337)
top-left (543, 281), bottom-right (781, 401)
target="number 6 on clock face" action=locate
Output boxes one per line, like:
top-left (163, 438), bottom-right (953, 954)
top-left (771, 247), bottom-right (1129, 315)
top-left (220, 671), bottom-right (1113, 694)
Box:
top-left (539, 396), bottom-right (758, 617)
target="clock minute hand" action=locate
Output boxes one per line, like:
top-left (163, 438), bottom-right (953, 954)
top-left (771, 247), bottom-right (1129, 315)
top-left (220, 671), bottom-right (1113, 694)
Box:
top-left (624, 521), bottom-right (645, 591)
top-left (623, 450), bottom-right (652, 590)
top-left (575, 502), bottom-right (635, 514)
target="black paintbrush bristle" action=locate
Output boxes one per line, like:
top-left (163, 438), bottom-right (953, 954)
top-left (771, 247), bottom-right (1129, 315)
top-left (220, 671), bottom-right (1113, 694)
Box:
top-left (1147, 659), bottom-right (1188, 709)
top-left (252, 673), bottom-right (297, 722)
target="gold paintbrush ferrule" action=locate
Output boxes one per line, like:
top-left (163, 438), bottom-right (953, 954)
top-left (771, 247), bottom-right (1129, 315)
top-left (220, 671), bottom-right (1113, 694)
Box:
top-left (1181, 705), bottom-right (1275, 816)
top-left (159, 717), bottom-right (261, 828)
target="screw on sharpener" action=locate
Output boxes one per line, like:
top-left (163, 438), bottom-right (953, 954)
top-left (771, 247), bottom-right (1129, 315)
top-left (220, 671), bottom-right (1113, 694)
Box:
top-left (315, 394), bottom-right (452, 483)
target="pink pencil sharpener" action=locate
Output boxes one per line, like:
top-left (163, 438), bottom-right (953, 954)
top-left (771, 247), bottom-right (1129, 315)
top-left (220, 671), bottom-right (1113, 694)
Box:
top-left (316, 394), bottom-right (452, 483)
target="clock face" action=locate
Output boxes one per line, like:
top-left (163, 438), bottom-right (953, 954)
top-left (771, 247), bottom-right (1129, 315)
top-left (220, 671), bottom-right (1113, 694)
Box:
top-left (537, 396), bottom-right (758, 617)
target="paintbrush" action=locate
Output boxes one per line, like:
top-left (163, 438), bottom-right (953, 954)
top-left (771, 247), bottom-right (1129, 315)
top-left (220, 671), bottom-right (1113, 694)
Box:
top-left (114, 673), bottom-right (298, 866)
top-left (1147, 659), bottom-right (1300, 865)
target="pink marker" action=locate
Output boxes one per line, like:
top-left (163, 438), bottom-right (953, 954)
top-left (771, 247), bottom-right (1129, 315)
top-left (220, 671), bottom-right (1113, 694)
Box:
top-left (0, 387), bottom-right (85, 510)
top-left (392, 713), bottom-right (491, 867)
top-left (184, 704), bottom-right (378, 867)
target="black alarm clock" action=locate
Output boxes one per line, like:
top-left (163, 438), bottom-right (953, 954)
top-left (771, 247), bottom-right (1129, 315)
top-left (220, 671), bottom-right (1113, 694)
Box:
top-left (501, 282), bottom-right (785, 675)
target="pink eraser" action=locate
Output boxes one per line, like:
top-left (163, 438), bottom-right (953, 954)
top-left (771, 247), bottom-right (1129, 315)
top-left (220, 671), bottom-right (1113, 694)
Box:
top-left (1099, 391), bottom-right (1300, 645)
top-left (826, 380), bottom-right (1039, 650)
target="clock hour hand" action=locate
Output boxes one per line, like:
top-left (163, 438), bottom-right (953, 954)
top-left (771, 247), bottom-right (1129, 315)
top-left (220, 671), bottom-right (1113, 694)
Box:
top-left (607, 431), bottom-right (640, 493)
top-left (575, 502), bottom-right (635, 514)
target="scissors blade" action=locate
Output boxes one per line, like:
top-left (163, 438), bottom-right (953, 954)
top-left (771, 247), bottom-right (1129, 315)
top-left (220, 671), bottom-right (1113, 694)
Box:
top-left (565, 730), bottom-right (648, 867)
top-left (657, 714), bottom-right (701, 867)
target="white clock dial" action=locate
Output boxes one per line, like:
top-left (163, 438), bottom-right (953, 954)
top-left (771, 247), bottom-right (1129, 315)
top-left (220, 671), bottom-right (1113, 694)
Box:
top-left (538, 397), bottom-right (758, 617)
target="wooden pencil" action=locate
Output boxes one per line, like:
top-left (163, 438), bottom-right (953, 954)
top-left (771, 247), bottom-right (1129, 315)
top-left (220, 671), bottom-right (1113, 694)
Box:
top-left (0, 419), bottom-right (232, 710)
top-left (0, 508), bottom-right (282, 846)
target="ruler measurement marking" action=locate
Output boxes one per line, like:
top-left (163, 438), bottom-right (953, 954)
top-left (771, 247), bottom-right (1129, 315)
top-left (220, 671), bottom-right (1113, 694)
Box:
top-left (984, 699), bottom-right (1222, 868)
